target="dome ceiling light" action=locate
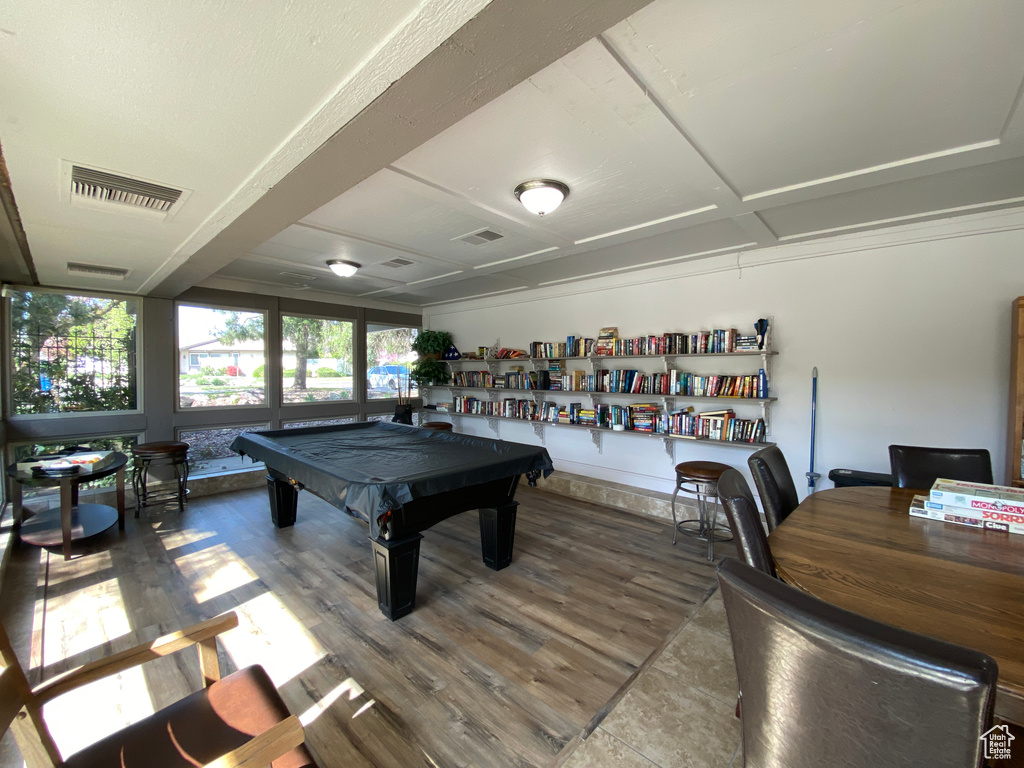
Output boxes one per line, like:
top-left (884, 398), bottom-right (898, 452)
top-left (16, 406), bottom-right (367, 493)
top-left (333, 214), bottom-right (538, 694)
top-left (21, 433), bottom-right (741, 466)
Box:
top-left (514, 179), bottom-right (569, 216)
top-left (327, 259), bottom-right (361, 277)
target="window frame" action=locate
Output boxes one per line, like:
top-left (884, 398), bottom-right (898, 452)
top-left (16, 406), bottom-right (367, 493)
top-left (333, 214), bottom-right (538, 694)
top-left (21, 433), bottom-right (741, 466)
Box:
top-left (279, 310), bottom-right (356, 408)
top-left (176, 302), bottom-right (269, 413)
top-left (5, 286), bottom-right (144, 422)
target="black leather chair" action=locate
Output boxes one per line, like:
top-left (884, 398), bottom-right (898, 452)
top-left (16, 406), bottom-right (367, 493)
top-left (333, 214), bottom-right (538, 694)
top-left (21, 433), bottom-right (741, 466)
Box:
top-left (717, 558), bottom-right (997, 768)
top-left (888, 445), bottom-right (994, 490)
top-left (747, 446), bottom-right (799, 532)
top-left (717, 469), bottom-right (776, 578)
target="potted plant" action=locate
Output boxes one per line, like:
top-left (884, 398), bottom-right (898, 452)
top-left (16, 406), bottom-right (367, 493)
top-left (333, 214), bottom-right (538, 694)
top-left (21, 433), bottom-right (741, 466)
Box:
top-left (411, 330), bottom-right (453, 359)
top-left (409, 330), bottom-right (454, 388)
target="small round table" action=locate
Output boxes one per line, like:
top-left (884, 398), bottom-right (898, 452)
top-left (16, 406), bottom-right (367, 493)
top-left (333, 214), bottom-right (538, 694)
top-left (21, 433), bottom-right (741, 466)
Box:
top-left (131, 441), bottom-right (190, 515)
top-left (671, 460), bottom-right (733, 562)
top-left (6, 452), bottom-right (128, 561)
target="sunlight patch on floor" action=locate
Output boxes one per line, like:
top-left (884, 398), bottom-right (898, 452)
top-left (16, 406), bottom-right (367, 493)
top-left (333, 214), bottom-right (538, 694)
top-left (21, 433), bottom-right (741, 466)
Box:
top-left (220, 591), bottom-right (327, 685)
top-left (41, 666), bottom-right (155, 760)
top-left (298, 677), bottom-right (369, 726)
top-left (39, 550), bottom-right (113, 587)
top-left (31, 571), bottom-right (129, 673)
top-left (173, 543), bottom-right (257, 603)
top-left (154, 523), bottom-right (219, 550)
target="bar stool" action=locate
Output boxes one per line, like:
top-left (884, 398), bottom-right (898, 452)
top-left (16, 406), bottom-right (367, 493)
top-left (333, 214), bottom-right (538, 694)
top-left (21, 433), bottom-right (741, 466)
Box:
top-left (131, 441), bottom-right (190, 516)
top-left (420, 421), bottom-right (453, 431)
top-left (671, 460), bottom-right (733, 562)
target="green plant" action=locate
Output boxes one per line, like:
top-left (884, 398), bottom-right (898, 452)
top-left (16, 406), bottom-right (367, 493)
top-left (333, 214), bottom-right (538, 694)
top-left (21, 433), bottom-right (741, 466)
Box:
top-left (411, 330), bottom-right (453, 357)
top-left (316, 366), bottom-right (336, 378)
top-left (210, 377), bottom-right (227, 386)
top-left (252, 365), bottom-right (265, 378)
top-left (196, 377), bottom-right (210, 386)
top-left (283, 368), bottom-right (296, 378)
top-left (410, 357), bottom-right (448, 387)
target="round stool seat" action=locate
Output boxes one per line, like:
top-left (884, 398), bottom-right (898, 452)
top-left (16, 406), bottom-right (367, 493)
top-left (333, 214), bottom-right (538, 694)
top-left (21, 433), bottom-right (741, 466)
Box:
top-left (674, 460), bottom-right (730, 483)
top-left (671, 460), bottom-right (734, 562)
top-left (420, 422), bottom-right (453, 431)
top-left (133, 441), bottom-right (190, 457)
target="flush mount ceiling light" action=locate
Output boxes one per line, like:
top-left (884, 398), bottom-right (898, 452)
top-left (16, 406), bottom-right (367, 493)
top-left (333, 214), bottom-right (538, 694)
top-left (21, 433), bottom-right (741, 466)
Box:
top-left (327, 259), bottom-right (361, 277)
top-left (514, 179), bottom-right (569, 216)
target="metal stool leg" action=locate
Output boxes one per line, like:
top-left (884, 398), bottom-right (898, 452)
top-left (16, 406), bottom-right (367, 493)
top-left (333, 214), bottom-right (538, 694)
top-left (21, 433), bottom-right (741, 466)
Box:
top-left (671, 479), bottom-right (681, 545)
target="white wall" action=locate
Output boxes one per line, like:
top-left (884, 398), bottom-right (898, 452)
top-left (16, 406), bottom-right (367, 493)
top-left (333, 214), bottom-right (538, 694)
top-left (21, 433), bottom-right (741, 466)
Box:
top-left (424, 209), bottom-right (1024, 501)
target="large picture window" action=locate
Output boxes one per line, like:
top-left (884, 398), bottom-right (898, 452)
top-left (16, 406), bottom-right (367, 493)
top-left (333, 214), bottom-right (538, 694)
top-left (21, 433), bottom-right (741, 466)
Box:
top-left (366, 323), bottom-right (418, 401)
top-left (281, 314), bottom-right (354, 404)
top-left (9, 290), bottom-right (138, 415)
top-left (178, 305), bottom-right (266, 408)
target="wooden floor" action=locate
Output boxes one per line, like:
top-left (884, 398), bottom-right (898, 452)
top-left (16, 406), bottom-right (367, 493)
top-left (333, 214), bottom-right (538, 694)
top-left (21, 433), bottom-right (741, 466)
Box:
top-left (0, 484), bottom-right (718, 768)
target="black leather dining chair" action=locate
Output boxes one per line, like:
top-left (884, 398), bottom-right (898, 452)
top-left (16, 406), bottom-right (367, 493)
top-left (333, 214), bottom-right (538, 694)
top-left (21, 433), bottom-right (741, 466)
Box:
top-left (717, 469), bottom-right (776, 578)
top-left (717, 558), bottom-right (997, 768)
top-left (888, 445), bottom-right (994, 490)
top-left (747, 446), bottom-right (799, 532)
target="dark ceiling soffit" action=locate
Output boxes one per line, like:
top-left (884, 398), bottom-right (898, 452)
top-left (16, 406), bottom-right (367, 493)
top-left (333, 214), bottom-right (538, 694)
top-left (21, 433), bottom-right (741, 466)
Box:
top-left (0, 141), bottom-right (39, 285)
top-left (152, 0), bottom-right (655, 300)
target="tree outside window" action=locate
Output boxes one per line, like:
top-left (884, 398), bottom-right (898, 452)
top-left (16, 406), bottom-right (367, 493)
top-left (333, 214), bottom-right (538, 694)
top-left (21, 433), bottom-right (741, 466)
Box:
top-left (366, 324), bottom-right (418, 401)
top-left (9, 291), bottom-right (138, 415)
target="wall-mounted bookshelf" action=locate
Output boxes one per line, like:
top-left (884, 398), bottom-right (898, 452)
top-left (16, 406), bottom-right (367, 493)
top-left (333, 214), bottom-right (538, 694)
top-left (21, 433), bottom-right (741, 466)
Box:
top-left (422, 322), bottom-right (777, 458)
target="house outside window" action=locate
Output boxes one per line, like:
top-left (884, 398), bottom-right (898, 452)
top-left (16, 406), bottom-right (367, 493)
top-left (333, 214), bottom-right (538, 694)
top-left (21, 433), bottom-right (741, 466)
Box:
top-left (177, 305), bottom-right (267, 409)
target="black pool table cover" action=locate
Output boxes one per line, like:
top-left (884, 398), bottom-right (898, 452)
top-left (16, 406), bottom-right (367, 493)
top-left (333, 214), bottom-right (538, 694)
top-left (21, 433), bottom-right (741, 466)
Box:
top-left (230, 421), bottom-right (554, 538)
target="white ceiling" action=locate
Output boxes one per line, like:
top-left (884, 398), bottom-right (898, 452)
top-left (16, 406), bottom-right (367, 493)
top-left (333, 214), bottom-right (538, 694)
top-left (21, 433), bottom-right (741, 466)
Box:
top-left (3, 0), bottom-right (1023, 308)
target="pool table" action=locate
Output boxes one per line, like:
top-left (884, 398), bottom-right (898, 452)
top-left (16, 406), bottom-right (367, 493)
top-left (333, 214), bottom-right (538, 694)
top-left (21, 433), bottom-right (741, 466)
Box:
top-left (231, 421), bottom-right (554, 619)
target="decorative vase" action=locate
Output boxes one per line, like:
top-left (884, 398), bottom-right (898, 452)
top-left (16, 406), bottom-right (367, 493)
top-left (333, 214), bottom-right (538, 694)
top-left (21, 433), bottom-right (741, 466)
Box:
top-left (392, 403), bottom-right (413, 424)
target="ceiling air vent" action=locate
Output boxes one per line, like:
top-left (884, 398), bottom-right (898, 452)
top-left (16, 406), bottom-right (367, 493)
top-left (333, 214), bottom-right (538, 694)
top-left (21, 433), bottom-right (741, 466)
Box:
top-left (71, 166), bottom-right (182, 212)
top-left (67, 262), bottom-right (130, 280)
top-left (279, 271), bottom-right (316, 280)
top-left (381, 258), bottom-right (415, 268)
top-left (456, 229), bottom-right (504, 246)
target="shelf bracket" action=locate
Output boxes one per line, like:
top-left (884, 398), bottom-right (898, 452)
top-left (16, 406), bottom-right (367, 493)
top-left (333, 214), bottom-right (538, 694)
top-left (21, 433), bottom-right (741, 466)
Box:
top-left (760, 400), bottom-right (772, 435)
top-left (588, 428), bottom-right (604, 454)
top-left (531, 422), bottom-right (546, 444)
top-left (486, 417), bottom-right (501, 436)
top-left (661, 436), bottom-right (675, 460)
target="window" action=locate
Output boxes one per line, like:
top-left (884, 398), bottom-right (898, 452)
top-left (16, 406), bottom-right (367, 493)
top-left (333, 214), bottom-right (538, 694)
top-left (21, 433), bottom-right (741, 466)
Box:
top-left (177, 305), bottom-right (266, 409)
top-left (366, 323), bottom-right (418, 401)
top-left (281, 314), bottom-right (353, 404)
top-left (9, 290), bottom-right (138, 415)
top-left (282, 417), bottom-right (355, 429)
top-left (178, 424), bottom-right (269, 476)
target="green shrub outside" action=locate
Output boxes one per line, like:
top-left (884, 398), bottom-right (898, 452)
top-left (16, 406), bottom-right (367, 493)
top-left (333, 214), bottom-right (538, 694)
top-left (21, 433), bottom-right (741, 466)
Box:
top-left (316, 367), bottom-right (337, 378)
top-left (252, 365), bottom-right (264, 378)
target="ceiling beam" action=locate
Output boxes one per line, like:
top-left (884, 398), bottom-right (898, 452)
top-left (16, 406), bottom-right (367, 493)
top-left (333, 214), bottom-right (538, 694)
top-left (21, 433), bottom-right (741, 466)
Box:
top-left (149, 0), bottom-right (655, 299)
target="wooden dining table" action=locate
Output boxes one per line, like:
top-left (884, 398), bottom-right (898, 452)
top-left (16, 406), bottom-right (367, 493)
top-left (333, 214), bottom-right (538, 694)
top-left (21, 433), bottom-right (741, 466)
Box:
top-left (769, 485), bottom-right (1024, 726)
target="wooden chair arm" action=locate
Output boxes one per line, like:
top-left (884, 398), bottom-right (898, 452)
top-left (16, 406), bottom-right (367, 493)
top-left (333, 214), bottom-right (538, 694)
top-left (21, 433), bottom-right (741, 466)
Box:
top-left (32, 612), bottom-right (239, 706)
top-left (203, 715), bottom-right (306, 768)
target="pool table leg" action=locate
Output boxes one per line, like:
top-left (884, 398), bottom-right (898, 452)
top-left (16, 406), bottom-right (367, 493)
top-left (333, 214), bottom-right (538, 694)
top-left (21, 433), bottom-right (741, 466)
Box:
top-left (266, 472), bottom-right (298, 528)
top-left (479, 501), bottom-right (518, 570)
top-left (369, 533), bottom-right (423, 620)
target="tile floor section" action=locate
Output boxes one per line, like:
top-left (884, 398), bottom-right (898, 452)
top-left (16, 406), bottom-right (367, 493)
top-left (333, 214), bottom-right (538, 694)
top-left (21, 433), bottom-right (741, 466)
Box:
top-left (563, 588), bottom-right (742, 768)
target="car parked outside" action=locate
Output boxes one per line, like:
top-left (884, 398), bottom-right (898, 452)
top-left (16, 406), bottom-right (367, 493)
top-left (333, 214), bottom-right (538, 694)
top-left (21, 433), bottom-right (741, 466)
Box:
top-left (367, 365), bottom-right (410, 390)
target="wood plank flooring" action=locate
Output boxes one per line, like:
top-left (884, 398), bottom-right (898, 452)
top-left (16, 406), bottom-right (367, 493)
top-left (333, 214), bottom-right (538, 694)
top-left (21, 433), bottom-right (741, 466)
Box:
top-left (0, 484), bottom-right (718, 768)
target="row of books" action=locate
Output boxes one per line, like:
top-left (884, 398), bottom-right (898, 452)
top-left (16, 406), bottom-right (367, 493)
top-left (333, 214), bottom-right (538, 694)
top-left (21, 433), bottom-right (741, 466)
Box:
top-left (910, 479), bottom-right (1024, 534)
top-left (445, 397), bottom-right (767, 443)
top-left (448, 368), bottom-right (769, 399)
top-left (529, 327), bottom-right (767, 359)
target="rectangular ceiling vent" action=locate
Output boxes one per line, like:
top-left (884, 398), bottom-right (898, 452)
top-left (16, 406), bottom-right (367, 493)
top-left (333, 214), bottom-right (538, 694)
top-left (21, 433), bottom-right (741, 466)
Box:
top-left (279, 271), bottom-right (316, 280)
top-left (67, 262), bottom-right (130, 280)
top-left (381, 258), bottom-right (415, 268)
top-left (71, 166), bottom-right (183, 212)
top-left (456, 229), bottom-right (504, 246)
